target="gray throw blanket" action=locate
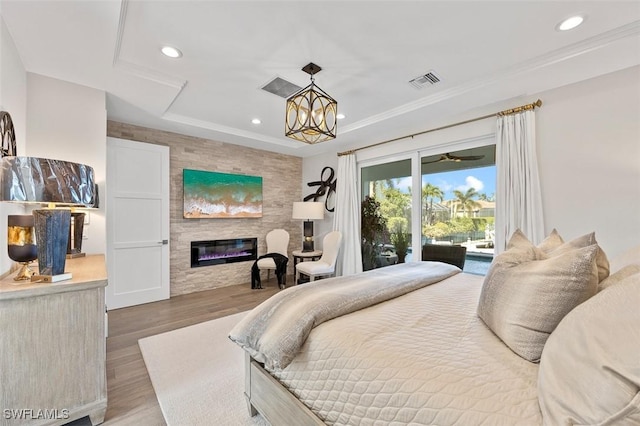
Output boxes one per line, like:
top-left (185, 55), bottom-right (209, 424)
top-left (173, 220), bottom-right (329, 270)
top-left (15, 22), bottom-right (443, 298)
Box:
top-left (229, 262), bottom-right (460, 370)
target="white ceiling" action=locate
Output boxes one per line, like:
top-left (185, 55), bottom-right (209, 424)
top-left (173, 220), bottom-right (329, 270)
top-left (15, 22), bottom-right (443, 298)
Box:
top-left (2, 1), bottom-right (639, 157)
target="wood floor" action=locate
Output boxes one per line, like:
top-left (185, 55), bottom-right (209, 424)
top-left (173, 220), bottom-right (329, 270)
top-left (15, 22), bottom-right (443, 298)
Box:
top-left (101, 280), bottom-right (281, 425)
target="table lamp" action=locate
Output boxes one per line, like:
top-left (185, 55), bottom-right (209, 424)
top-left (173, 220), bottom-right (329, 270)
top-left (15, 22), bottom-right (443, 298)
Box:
top-left (0, 156), bottom-right (96, 282)
top-left (292, 201), bottom-right (324, 252)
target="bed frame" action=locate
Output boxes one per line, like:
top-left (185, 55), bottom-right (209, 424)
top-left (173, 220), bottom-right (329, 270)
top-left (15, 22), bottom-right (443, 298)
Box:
top-left (244, 352), bottom-right (324, 425)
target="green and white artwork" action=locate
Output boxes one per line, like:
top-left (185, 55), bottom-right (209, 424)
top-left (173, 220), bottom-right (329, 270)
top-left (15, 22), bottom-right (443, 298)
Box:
top-left (183, 169), bottom-right (262, 218)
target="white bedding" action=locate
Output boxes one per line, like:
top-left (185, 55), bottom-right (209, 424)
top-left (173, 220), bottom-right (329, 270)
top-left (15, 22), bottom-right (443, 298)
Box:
top-left (269, 272), bottom-right (542, 425)
top-left (230, 262), bottom-right (460, 370)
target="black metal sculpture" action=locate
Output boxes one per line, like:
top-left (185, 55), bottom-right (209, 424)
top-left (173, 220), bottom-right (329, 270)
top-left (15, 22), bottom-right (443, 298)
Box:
top-left (304, 166), bottom-right (336, 212)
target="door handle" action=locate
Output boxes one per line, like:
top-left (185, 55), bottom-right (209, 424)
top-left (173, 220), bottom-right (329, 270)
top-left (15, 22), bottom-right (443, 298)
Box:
top-left (159, 240), bottom-right (168, 245)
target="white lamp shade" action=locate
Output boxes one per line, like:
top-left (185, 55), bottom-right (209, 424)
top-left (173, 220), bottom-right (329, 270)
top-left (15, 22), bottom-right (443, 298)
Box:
top-left (292, 201), bottom-right (324, 220)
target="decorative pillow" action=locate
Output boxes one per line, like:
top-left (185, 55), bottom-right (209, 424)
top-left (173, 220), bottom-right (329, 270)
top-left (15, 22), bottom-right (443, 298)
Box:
top-left (545, 231), bottom-right (610, 282)
top-left (501, 229), bottom-right (546, 265)
top-left (598, 263), bottom-right (640, 292)
top-left (536, 228), bottom-right (564, 253)
top-left (538, 273), bottom-right (640, 425)
top-left (532, 228), bottom-right (609, 282)
top-left (477, 230), bottom-right (599, 362)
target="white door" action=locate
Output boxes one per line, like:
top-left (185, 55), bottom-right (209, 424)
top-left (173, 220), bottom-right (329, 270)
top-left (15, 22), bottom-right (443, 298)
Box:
top-left (106, 137), bottom-right (170, 310)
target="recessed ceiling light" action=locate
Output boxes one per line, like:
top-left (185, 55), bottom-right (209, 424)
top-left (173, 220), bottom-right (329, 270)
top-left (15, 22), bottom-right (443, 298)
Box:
top-left (557, 15), bottom-right (585, 31)
top-left (337, 113), bottom-right (346, 120)
top-left (251, 118), bottom-right (261, 125)
top-left (161, 46), bottom-right (182, 58)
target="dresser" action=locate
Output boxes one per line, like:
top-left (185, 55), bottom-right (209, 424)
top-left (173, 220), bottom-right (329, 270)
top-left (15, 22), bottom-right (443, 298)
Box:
top-left (0, 255), bottom-right (108, 426)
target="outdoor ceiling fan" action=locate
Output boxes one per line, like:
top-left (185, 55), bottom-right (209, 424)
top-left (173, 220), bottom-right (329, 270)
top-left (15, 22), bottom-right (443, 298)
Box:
top-left (423, 153), bottom-right (485, 164)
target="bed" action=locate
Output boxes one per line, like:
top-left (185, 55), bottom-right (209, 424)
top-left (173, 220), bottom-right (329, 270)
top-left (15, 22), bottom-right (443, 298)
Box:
top-left (229, 232), bottom-right (640, 426)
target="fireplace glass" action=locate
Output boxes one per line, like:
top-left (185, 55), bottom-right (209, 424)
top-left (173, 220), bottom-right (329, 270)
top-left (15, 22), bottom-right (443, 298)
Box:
top-left (191, 238), bottom-right (258, 267)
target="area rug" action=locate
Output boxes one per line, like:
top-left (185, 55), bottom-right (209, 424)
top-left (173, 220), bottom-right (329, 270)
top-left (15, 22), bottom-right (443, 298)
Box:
top-left (139, 312), bottom-right (268, 426)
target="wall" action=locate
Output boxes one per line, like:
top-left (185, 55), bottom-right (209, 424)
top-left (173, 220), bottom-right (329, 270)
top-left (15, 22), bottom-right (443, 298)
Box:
top-left (536, 66), bottom-right (640, 259)
top-left (25, 73), bottom-right (107, 255)
top-left (303, 65), bottom-right (640, 261)
top-left (107, 122), bottom-right (303, 296)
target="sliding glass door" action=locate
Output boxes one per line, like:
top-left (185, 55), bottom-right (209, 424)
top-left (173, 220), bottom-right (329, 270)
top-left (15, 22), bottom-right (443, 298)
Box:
top-left (358, 142), bottom-right (496, 275)
top-left (421, 145), bottom-right (496, 274)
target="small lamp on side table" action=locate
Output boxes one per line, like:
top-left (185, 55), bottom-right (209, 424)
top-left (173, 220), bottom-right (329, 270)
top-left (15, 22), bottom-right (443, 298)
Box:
top-left (292, 201), bottom-right (324, 252)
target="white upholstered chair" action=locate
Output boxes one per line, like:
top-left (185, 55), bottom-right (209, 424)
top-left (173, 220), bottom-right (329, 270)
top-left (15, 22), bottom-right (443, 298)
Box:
top-left (295, 231), bottom-right (342, 283)
top-left (256, 229), bottom-right (289, 285)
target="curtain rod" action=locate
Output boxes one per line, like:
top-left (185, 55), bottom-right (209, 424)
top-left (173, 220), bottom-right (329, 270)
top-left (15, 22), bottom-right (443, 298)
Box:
top-left (337, 99), bottom-right (542, 157)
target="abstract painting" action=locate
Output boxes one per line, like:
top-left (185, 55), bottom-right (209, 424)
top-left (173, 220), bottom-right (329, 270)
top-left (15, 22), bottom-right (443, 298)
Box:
top-left (183, 169), bottom-right (263, 218)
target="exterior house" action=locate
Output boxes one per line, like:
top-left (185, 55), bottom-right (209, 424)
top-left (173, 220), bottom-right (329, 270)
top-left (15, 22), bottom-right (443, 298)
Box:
top-left (473, 200), bottom-right (495, 219)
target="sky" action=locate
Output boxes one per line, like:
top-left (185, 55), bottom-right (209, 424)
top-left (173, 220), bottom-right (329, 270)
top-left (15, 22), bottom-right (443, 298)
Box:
top-left (394, 165), bottom-right (496, 201)
top-left (423, 166), bottom-right (496, 200)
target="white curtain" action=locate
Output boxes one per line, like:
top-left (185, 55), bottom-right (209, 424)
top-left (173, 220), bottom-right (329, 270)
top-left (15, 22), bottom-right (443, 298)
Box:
top-left (495, 109), bottom-right (544, 253)
top-left (333, 153), bottom-right (363, 276)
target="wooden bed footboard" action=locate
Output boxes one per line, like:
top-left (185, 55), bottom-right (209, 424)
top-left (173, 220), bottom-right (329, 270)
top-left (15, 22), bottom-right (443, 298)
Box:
top-left (244, 352), bottom-right (325, 425)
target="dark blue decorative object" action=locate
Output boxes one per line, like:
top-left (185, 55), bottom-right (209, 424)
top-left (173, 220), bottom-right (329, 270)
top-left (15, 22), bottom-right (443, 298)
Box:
top-left (33, 209), bottom-right (70, 276)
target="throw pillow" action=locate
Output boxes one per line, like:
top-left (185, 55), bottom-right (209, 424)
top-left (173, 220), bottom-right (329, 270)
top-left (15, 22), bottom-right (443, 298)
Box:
top-left (536, 228), bottom-right (564, 253)
top-left (500, 229), bottom-right (546, 265)
top-left (598, 263), bottom-right (640, 292)
top-left (538, 273), bottom-right (640, 425)
top-left (546, 231), bottom-right (610, 282)
top-left (477, 231), bottom-right (599, 362)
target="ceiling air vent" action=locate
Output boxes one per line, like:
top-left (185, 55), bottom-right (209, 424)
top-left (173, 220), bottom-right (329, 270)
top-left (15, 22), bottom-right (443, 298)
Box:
top-left (261, 77), bottom-right (302, 99)
top-left (409, 70), bottom-right (441, 89)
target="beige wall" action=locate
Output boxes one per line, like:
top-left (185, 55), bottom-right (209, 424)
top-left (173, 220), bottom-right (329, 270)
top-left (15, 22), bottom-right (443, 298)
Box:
top-left (107, 121), bottom-right (303, 296)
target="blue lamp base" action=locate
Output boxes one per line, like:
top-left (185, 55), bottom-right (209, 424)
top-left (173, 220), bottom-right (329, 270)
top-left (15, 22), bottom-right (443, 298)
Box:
top-left (32, 209), bottom-right (73, 282)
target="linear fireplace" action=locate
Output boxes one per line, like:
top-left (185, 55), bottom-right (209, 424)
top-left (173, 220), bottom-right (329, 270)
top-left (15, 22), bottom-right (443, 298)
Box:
top-left (191, 238), bottom-right (258, 268)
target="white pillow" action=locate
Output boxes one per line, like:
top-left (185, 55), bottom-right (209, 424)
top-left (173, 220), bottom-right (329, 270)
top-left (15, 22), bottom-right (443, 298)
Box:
top-left (538, 272), bottom-right (640, 425)
top-left (536, 228), bottom-right (564, 253)
top-left (545, 231), bottom-right (610, 282)
top-left (598, 263), bottom-right (640, 292)
top-left (513, 228), bottom-right (609, 282)
top-left (477, 230), bottom-right (599, 362)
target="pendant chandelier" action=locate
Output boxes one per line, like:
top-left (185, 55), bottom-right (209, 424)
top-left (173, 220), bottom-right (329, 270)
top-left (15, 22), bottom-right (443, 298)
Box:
top-left (285, 63), bottom-right (338, 144)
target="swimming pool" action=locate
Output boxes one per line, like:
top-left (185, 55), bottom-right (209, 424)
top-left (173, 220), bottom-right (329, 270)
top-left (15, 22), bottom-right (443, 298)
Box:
top-left (463, 253), bottom-right (493, 275)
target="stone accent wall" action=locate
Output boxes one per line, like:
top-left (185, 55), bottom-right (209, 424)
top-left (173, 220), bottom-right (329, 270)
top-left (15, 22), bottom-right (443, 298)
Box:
top-left (107, 121), bottom-right (302, 296)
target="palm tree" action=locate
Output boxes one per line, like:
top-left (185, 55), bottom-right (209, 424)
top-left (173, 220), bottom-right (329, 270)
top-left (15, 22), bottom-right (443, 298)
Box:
top-left (478, 192), bottom-right (495, 202)
top-left (453, 188), bottom-right (481, 217)
top-left (422, 183), bottom-right (444, 225)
